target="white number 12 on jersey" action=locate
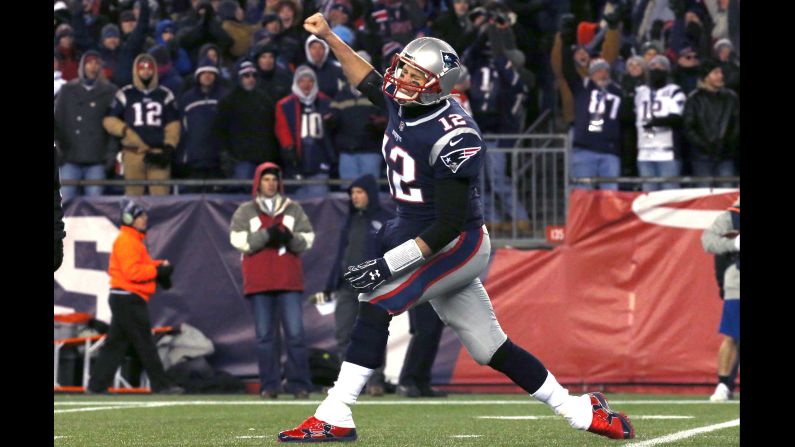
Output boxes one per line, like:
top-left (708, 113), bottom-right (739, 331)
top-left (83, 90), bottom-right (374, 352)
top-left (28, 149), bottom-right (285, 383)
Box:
top-left (384, 139), bottom-right (423, 203)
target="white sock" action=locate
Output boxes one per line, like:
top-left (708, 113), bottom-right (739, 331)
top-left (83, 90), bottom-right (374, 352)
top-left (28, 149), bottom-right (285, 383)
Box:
top-left (314, 362), bottom-right (374, 428)
top-left (531, 371), bottom-right (592, 430)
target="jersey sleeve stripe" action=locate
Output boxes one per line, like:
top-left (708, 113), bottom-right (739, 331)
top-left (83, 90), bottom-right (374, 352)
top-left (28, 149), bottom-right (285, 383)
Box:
top-left (429, 127), bottom-right (480, 165)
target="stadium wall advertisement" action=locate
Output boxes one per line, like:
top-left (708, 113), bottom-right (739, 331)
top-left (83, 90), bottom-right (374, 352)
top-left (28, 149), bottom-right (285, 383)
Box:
top-left (54, 188), bottom-right (739, 386)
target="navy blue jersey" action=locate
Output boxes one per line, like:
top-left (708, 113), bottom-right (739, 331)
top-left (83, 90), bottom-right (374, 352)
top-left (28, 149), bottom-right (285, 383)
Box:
top-left (108, 85), bottom-right (179, 147)
top-left (378, 95), bottom-right (485, 245)
top-left (467, 56), bottom-right (527, 133)
top-left (567, 77), bottom-right (624, 155)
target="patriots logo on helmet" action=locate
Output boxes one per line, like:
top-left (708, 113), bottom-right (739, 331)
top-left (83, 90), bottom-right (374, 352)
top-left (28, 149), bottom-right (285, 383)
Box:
top-left (441, 146), bottom-right (480, 173)
top-left (441, 51), bottom-right (460, 72)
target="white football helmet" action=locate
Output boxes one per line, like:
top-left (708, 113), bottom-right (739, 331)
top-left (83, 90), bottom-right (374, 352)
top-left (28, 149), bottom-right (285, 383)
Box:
top-left (382, 37), bottom-right (463, 106)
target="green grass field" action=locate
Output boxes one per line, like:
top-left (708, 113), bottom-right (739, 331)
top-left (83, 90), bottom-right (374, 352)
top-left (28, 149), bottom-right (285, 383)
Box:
top-left (54, 393), bottom-right (739, 446)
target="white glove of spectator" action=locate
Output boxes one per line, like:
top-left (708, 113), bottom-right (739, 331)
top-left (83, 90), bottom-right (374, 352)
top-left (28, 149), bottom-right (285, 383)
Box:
top-left (734, 234), bottom-right (740, 251)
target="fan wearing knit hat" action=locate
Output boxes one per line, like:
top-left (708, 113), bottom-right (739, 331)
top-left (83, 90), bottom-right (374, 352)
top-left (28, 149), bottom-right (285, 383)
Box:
top-left (174, 57), bottom-right (229, 189)
top-left (633, 54), bottom-right (687, 191)
top-left (561, 44), bottom-right (625, 191)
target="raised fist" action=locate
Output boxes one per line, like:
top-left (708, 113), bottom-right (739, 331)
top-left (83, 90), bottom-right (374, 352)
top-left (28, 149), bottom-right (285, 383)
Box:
top-left (304, 13), bottom-right (332, 39)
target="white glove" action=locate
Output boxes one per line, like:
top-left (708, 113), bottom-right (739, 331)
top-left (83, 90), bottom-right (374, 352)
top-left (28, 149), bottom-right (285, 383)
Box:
top-left (734, 234), bottom-right (740, 251)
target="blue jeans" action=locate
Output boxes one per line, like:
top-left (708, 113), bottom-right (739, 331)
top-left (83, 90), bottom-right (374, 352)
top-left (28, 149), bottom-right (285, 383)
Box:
top-left (571, 147), bottom-right (621, 190)
top-left (691, 158), bottom-right (736, 188)
top-left (637, 160), bottom-right (682, 192)
top-left (482, 141), bottom-right (529, 222)
top-left (339, 153), bottom-right (383, 181)
top-left (59, 163), bottom-right (106, 202)
top-left (249, 291), bottom-right (312, 393)
top-left (291, 173), bottom-right (329, 200)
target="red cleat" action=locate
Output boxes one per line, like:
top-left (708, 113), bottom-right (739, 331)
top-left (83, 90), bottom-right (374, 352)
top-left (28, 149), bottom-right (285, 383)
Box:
top-left (278, 416), bottom-right (358, 443)
top-left (586, 392), bottom-right (635, 440)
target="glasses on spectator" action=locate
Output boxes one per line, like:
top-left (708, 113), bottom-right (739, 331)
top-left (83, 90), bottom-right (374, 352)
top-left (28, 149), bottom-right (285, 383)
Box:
top-left (241, 73), bottom-right (255, 78)
top-left (683, 54), bottom-right (698, 60)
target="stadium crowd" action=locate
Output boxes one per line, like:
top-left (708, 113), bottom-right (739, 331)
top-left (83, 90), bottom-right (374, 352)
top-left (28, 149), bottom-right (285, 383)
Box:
top-left (53, 0), bottom-right (740, 200)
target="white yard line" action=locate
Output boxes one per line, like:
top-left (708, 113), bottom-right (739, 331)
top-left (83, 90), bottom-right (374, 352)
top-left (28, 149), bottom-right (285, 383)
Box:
top-left (54, 402), bottom-right (177, 414)
top-left (451, 435), bottom-right (482, 438)
top-left (477, 415), bottom-right (694, 420)
top-left (54, 399), bottom-right (739, 408)
top-left (626, 418), bottom-right (740, 447)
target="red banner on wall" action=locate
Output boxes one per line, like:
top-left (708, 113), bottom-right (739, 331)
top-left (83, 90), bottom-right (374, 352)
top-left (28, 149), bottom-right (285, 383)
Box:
top-left (450, 188), bottom-right (740, 385)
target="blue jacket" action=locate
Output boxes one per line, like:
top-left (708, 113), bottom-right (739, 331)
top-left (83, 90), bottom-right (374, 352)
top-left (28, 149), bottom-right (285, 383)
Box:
top-left (178, 81), bottom-right (229, 168)
top-left (325, 174), bottom-right (395, 291)
top-left (275, 93), bottom-right (335, 177)
top-left (156, 20), bottom-right (193, 76)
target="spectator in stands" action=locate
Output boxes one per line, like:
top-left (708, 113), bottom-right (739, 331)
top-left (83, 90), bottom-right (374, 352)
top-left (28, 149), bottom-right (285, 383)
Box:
top-left (97, 24), bottom-right (122, 85)
top-left (304, 36), bottom-right (345, 98)
top-left (639, 41), bottom-right (662, 63)
top-left (120, 9), bottom-right (156, 53)
top-left (104, 1), bottom-right (151, 88)
top-left (324, 174), bottom-right (393, 396)
top-left (618, 56), bottom-right (647, 181)
top-left (252, 43), bottom-right (293, 101)
top-left (683, 60), bottom-right (739, 187)
top-left (229, 162), bottom-right (315, 399)
top-left (253, 12), bottom-right (283, 46)
top-left (55, 24), bottom-right (80, 82)
top-left (103, 53), bottom-right (181, 196)
top-left (672, 45), bottom-right (701, 96)
top-left (701, 198), bottom-right (740, 402)
top-left (563, 52), bottom-right (624, 191)
top-left (634, 55), bottom-right (686, 191)
top-left (431, 0), bottom-right (478, 55)
top-left (55, 51), bottom-right (118, 202)
top-left (176, 0), bottom-right (234, 66)
top-left (175, 58), bottom-right (229, 190)
top-left (87, 198), bottom-right (182, 395)
top-left (154, 19), bottom-right (193, 76)
top-left (367, 0), bottom-right (426, 61)
top-left (70, 0), bottom-right (111, 52)
top-left (305, 35), bottom-right (346, 98)
top-left (551, 13), bottom-right (621, 130)
top-left (397, 301), bottom-right (447, 398)
top-left (54, 146), bottom-right (66, 272)
top-left (666, 3), bottom-right (711, 63)
top-left (218, 0), bottom-right (261, 61)
top-left (275, 0), bottom-right (307, 66)
top-left (713, 38), bottom-right (739, 97)
top-left (149, 44), bottom-right (185, 96)
top-left (465, 18), bottom-right (531, 232)
top-left (704, 0), bottom-right (730, 42)
top-left (214, 61), bottom-right (281, 182)
top-left (632, 0), bottom-right (675, 46)
top-left (54, 51), bottom-right (67, 99)
top-left (328, 52), bottom-right (387, 181)
top-left (180, 43), bottom-right (234, 94)
top-left (275, 66), bottom-right (335, 199)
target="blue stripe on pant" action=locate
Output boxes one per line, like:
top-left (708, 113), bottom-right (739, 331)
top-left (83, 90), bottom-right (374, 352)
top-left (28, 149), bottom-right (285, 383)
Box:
top-left (368, 227), bottom-right (484, 314)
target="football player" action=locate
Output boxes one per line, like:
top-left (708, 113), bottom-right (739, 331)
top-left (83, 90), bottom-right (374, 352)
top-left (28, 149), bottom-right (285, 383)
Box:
top-left (277, 13), bottom-right (634, 443)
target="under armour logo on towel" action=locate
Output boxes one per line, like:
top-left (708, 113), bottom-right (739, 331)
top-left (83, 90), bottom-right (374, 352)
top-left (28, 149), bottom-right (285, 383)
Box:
top-left (370, 270), bottom-right (381, 281)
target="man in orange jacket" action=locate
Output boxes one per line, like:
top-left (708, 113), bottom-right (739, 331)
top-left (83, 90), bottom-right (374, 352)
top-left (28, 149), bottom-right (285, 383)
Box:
top-left (86, 198), bottom-right (183, 394)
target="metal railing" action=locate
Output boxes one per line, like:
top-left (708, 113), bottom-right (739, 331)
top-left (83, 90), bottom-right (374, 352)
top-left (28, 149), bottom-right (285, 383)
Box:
top-left (60, 133), bottom-right (739, 249)
top-left (480, 133), bottom-right (569, 248)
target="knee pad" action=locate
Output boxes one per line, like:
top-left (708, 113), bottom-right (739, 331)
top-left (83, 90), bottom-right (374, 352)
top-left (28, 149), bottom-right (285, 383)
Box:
top-left (344, 303), bottom-right (392, 369)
